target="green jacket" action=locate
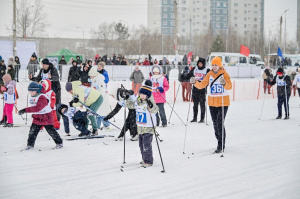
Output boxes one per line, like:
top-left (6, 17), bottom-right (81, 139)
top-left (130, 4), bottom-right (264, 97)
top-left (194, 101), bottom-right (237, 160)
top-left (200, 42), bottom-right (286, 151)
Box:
top-left (71, 81), bottom-right (101, 107)
top-left (126, 95), bottom-right (159, 134)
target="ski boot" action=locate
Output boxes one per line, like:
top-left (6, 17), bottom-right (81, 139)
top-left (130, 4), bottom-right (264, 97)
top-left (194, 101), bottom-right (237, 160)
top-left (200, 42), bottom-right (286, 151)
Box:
top-left (284, 115), bottom-right (289, 120)
top-left (190, 118), bottom-right (197, 122)
top-left (21, 146), bottom-right (34, 151)
top-left (115, 135), bottom-right (123, 141)
top-left (198, 119), bottom-right (204, 123)
top-left (54, 143), bottom-right (63, 149)
top-left (162, 124), bottom-right (167, 127)
top-left (91, 129), bottom-right (98, 136)
top-left (3, 123), bottom-right (13, 127)
top-left (142, 162), bottom-right (152, 168)
top-left (276, 115), bottom-right (282, 119)
top-left (0, 116), bottom-right (7, 125)
top-left (130, 134), bottom-right (139, 141)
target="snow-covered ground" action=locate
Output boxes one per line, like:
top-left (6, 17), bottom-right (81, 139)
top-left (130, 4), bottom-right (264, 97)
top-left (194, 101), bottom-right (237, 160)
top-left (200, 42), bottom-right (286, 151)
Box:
top-left (0, 81), bottom-right (299, 199)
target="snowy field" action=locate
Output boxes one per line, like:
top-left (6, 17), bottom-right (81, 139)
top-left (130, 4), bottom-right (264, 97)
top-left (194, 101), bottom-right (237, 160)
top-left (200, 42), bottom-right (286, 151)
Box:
top-left (0, 81), bottom-right (300, 199)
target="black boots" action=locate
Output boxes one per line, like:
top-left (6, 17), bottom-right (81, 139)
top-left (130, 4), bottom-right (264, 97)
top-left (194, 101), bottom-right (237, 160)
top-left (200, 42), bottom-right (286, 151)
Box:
top-left (214, 141), bottom-right (225, 154)
top-left (190, 118), bottom-right (197, 122)
top-left (284, 115), bottom-right (289, 120)
top-left (0, 116), bottom-right (7, 125)
top-left (276, 115), bottom-right (282, 119)
top-left (198, 119), bottom-right (204, 123)
top-left (3, 123), bottom-right (13, 127)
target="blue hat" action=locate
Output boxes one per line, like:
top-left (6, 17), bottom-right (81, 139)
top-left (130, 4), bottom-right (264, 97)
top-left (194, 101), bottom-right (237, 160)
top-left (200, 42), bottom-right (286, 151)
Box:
top-left (65, 82), bottom-right (72, 92)
top-left (139, 80), bottom-right (152, 98)
top-left (28, 82), bottom-right (42, 93)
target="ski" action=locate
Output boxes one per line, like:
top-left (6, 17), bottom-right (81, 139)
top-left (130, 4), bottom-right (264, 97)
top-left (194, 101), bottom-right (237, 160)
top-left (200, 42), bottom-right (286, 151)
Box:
top-left (120, 164), bottom-right (143, 172)
top-left (65, 135), bottom-right (114, 141)
top-left (120, 163), bottom-right (141, 168)
top-left (187, 149), bottom-right (215, 159)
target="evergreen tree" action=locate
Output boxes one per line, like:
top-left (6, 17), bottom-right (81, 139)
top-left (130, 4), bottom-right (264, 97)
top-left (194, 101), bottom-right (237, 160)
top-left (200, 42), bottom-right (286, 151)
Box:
top-left (210, 35), bottom-right (225, 53)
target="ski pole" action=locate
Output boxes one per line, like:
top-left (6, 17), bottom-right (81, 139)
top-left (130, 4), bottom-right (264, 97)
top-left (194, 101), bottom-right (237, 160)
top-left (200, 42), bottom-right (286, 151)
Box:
top-left (258, 92), bottom-right (266, 120)
top-left (14, 104), bottom-right (25, 120)
top-left (284, 82), bottom-right (289, 118)
top-left (157, 91), bottom-right (186, 126)
top-left (26, 92), bottom-right (29, 125)
top-left (183, 89), bottom-right (193, 154)
top-left (148, 107), bottom-right (165, 173)
top-left (168, 82), bottom-right (181, 124)
top-left (109, 105), bottom-right (116, 122)
top-left (205, 94), bottom-right (208, 125)
top-left (221, 84), bottom-right (225, 158)
top-left (75, 99), bottom-right (122, 131)
top-left (123, 97), bottom-right (127, 164)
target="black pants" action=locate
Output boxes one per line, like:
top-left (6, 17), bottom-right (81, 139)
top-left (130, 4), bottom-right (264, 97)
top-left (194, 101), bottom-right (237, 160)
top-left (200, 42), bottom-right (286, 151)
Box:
top-left (209, 106), bottom-right (228, 148)
top-left (277, 95), bottom-right (290, 116)
top-left (139, 133), bottom-right (153, 164)
top-left (192, 91), bottom-right (206, 120)
top-left (73, 111), bottom-right (90, 135)
top-left (27, 123), bottom-right (63, 147)
top-left (119, 109), bottom-right (137, 137)
top-left (54, 89), bottom-right (61, 121)
top-left (62, 115), bottom-right (70, 133)
top-left (298, 88), bottom-right (300, 97)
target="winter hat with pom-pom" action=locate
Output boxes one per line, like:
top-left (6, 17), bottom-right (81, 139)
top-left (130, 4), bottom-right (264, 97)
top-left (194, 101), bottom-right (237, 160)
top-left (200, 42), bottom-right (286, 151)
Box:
top-left (139, 80), bottom-right (152, 98)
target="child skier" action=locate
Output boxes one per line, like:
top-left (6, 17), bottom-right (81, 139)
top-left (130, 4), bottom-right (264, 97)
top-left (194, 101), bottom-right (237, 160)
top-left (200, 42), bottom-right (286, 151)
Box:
top-left (150, 65), bottom-right (169, 127)
top-left (0, 74), bottom-right (16, 127)
top-left (40, 79), bottom-right (60, 129)
top-left (268, 67), bottom-right (292, 119)
top-left (126, 80), bottom-right (159, 168)
top-left (57, 104), bottom-right (92, 136)
top-left (104, 87), bottom-right (138, 141)
top-left (65, 80), bottom-right (102, 136)
top-left (18, 82), bottom-right (63, 150)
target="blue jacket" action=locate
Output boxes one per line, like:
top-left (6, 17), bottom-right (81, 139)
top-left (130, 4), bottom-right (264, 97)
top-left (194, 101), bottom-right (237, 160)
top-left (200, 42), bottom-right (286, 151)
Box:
top-left (98, 69), bottom-right (109, 84)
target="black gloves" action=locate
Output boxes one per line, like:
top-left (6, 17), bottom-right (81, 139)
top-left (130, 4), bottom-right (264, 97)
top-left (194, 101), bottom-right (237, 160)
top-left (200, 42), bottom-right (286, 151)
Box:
top-left (73, 97), bottom-right (79, 103)
top-left (69, 101), bottom-right (74, 107)
top-left (146, 99), bottom-right (153, 108)
top-left (18, 109), bottom-right (26, 115)
top-left (103, 116), bottom-right (109, 121)
top-left (120, 89), bottom-right (134, 99)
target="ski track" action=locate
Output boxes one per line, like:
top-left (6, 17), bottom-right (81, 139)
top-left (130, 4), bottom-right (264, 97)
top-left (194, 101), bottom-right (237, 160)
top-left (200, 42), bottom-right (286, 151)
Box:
top-left (0, 82), bottom-right (300, 199)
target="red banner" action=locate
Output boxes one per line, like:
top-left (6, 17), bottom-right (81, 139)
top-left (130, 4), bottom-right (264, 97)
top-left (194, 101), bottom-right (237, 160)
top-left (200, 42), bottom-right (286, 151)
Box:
top-left (240, 45), bottom-right (250, 57)
top-left (187, 51), bottom-right (193, 64)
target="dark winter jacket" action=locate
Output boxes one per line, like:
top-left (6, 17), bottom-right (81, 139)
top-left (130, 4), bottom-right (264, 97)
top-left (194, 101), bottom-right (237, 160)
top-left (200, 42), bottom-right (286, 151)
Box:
top-left (179, 66), bottom-right (190, 82)
top-left (187, 59), bottom-right (210, 93)
top-left (68, 65), bottom-right (81, 82)
top-left (121, 61), bottom-right (127, 65)
top-left (7, 68), bottom-right (15, 80)
top-left (30, 63), bottom-right (61, 94)
top-left (14, 56), bottom-right (20, 71)
top-left (76, 59), bottom-right (82, 65)
top-left (0, 63), bottom-right (6, 79)
top-left (268, 75), bottom-right (292, 96)
top-left (25, 89), bottom-right (54, 126)
top-left (130, 70), bottom-right (144, 84)
top-left (59, 59), bottom-right (67, 65)
top-left (98, 69), bottom-right (109, 84)
top-left (80, 65), bottom-right (92, 83)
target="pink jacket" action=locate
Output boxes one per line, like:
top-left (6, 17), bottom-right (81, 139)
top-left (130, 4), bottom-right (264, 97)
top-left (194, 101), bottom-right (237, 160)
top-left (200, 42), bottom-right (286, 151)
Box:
top-left (151, 76), bottom-right (169, 104)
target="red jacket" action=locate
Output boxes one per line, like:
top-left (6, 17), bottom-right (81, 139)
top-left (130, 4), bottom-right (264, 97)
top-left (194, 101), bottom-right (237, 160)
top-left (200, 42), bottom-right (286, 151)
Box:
top-left (143, 60), bottom-right (150, 65)
top-left (25, 88), bottom-right (54, 126)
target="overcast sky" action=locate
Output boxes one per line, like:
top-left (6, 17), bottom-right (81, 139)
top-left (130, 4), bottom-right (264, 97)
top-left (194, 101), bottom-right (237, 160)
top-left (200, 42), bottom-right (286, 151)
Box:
top-left (0, 0), bottom-right (297, 40)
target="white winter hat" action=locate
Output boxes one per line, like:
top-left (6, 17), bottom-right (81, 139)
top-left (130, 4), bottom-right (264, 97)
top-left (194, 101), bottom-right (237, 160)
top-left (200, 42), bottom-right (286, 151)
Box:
top-left (153, 67), bottom-right (160, 73)
top-left (88, 67), bottom-right (98, 77)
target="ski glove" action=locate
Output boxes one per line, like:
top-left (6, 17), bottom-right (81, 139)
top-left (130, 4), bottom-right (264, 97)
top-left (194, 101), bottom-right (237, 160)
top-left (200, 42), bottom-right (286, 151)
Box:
top-left (146, 99), bottom-right (153, 108)
top-left (220, 78), bottom-right (226, 86)
top-left (0, 86), bottom-right (7, 92)
top-left (190, 77), bottom-right (196, 84)
top-left (73, 97), bottom-right (79, 103)
top-left (18, 109), bottom-right (26, 115)
top-left (69, 101), bottom-right (74, 107)
top-left (157, 87), bottom-right (164, 93)
top-left (103, 116), bottom-right (109, 121)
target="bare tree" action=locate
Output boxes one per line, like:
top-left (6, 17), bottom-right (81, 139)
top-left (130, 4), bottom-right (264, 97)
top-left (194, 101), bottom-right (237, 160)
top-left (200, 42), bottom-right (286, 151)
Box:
top-left (16, 0), bottom-right (48, 38)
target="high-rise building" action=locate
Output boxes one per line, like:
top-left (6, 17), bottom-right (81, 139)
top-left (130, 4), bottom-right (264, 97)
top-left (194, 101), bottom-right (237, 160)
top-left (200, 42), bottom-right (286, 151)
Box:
top-left (148, 0), bottom-right (264, 39)
top-left (297, 0), bottom-right (300, 48)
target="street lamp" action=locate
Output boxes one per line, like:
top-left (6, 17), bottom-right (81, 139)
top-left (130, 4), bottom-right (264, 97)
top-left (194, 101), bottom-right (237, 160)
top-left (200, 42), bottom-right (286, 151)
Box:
top-left (279, 9), bottom-right (289, 51)
top-left (76, 26), bottom-right (85, 59)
